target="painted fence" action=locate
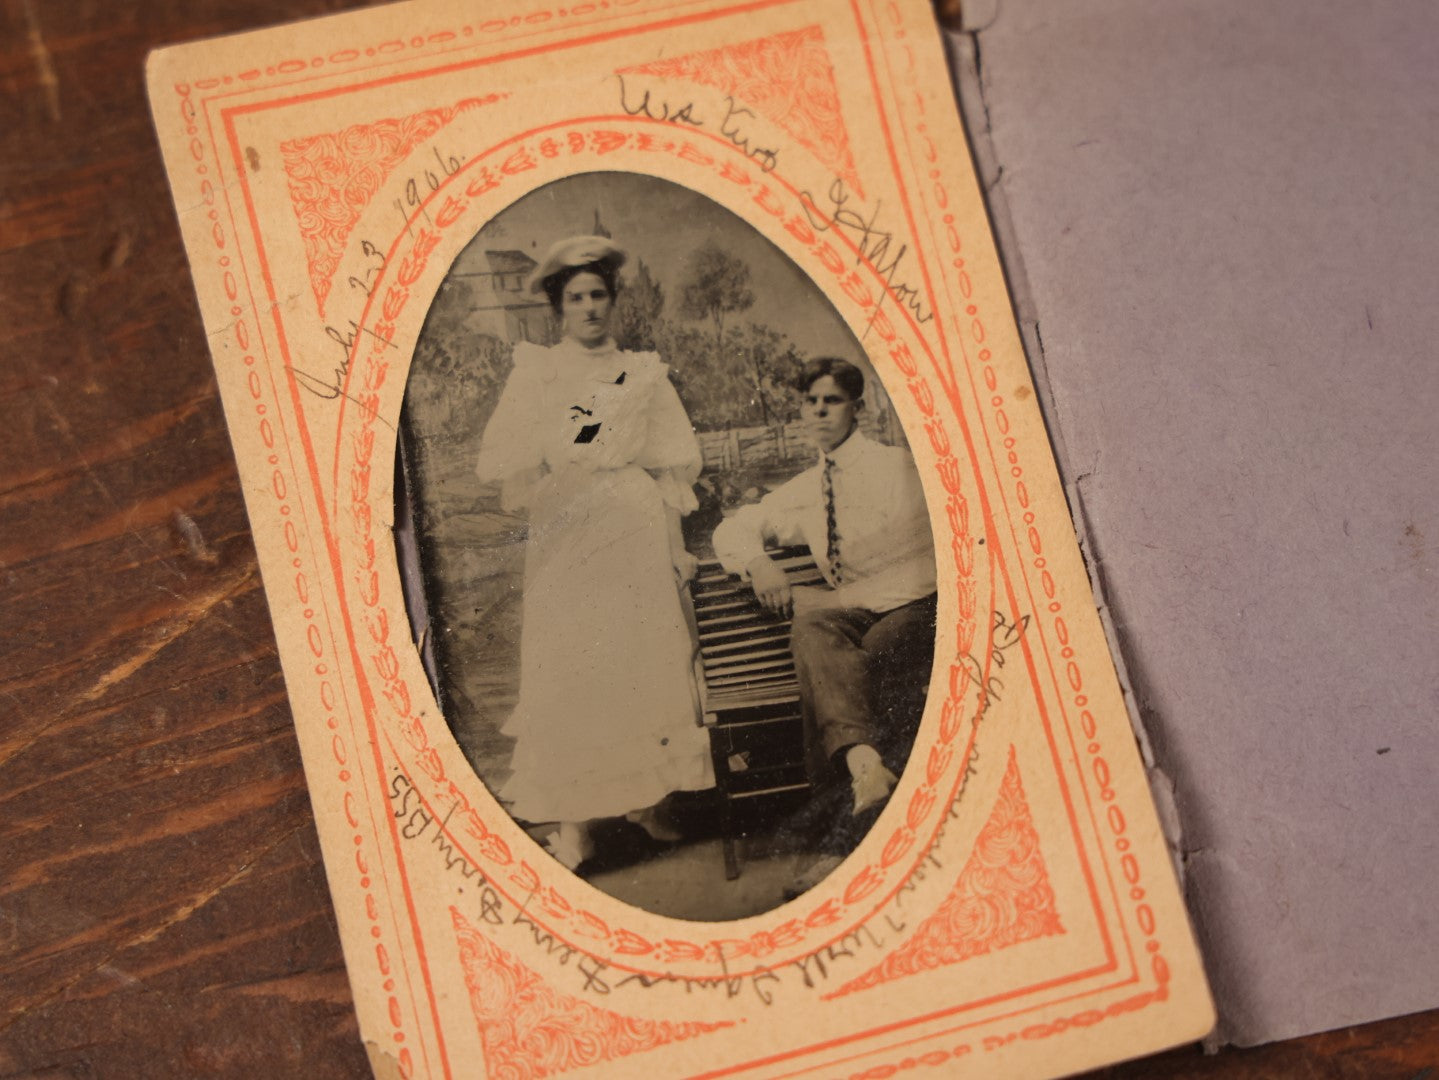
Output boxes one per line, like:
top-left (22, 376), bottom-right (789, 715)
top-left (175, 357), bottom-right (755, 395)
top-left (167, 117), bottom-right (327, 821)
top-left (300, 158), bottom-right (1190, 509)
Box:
top-left (695, 410), bottom-right (901, 472)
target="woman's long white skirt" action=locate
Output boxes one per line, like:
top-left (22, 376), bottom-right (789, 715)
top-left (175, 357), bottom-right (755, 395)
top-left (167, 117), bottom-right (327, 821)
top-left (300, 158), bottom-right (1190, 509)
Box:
top-left (498, 465), bottom-right (714, 824)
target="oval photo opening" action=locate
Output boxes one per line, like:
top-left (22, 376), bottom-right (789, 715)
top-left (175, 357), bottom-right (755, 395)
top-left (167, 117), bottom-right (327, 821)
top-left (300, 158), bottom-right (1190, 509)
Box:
top-left (396, 172), bottom-right (937, 921)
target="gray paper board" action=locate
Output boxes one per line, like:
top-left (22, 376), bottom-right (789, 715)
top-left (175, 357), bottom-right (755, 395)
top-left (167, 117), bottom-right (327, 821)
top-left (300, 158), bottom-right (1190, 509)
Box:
top-left (948, 0), bottom-right (1439, 1048)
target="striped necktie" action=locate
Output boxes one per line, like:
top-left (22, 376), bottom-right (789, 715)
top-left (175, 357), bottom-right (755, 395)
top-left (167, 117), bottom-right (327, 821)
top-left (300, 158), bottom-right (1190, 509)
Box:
top-left (822, 455), bottom-right (843, 584)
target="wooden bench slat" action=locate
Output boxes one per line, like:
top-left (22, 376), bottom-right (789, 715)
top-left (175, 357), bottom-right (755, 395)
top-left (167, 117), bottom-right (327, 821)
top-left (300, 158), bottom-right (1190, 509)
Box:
top-left (701, 631), bottom-right (792, 658)
top-left (702, 646), bottom-right (794, 671)
top-left (687, 547), bottom-right (820, 878)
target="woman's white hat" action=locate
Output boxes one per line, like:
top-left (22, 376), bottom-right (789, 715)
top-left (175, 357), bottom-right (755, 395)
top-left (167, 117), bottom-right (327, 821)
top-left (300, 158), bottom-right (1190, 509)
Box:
top-left (528, 236), bottom-right (627, 294)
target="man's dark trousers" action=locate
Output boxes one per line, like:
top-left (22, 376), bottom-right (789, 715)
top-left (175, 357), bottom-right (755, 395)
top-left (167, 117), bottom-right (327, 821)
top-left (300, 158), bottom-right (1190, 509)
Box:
top-left (788, 592), bottom-right (938, 785)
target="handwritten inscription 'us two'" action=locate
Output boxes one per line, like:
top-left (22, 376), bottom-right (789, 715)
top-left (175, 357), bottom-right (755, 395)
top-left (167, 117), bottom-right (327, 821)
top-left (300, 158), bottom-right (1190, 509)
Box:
top-left (616, 73), bottom-right (780, 172)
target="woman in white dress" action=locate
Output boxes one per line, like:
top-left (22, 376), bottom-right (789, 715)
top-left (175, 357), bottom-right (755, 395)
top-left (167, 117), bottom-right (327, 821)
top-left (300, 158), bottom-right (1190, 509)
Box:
top-left (475, 236), bottom-right (714, 870)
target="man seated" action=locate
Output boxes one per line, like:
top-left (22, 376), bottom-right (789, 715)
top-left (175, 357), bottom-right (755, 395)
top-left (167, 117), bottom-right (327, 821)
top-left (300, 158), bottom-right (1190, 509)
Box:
top-left (713, 358), bottom-right (938, 820)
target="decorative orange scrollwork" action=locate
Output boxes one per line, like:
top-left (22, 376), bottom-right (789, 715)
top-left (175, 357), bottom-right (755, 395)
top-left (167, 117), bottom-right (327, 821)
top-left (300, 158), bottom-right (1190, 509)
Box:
top-left (825, 747), bottom-right (1063, 999)
top-left (451, 908), bottom-right (732, 1079)
top-left (618, 25), bottom-right (865, 199)
top-left (280, 95), bottom-right (505, 317)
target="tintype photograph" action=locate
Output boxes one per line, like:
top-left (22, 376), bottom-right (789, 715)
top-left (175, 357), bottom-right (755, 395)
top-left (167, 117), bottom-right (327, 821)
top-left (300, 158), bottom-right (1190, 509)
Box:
top-left (398, 171), bottom-right (938, 920)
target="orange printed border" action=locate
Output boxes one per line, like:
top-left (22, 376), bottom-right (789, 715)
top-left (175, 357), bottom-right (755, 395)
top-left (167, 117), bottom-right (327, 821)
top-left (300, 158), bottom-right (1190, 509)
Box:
top-left (163, 0), bottom-right (1183, 1073)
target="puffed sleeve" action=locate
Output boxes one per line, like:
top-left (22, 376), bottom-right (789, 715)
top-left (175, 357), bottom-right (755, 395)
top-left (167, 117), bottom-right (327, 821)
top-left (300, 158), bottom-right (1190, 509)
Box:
top-left (475, 343), bottom-right (550, 509)
top-left (634, 356), bottom-right (702, 514)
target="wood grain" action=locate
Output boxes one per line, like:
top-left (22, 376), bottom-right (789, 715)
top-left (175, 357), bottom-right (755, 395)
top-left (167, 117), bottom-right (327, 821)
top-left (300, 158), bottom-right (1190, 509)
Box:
top-left (0, 0), bottom-right (1433, 1076)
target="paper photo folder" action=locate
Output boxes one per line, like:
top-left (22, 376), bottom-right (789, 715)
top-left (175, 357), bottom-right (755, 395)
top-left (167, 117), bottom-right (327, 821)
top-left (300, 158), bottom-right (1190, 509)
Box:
top-left (147, 0), bottom-right (1214, 1075)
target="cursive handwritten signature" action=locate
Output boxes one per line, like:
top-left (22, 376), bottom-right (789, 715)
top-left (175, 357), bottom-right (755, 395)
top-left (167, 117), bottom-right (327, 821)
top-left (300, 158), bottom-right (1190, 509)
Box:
top-left (288, 363), bottom-right (349, 401)
top-left (955, 608), bottom-right (1030, 720)
top-left (289, 315), bottom-right (396, 416)
top-left (616, 73), bottom-right (704, 127)
top-left (389, 772), bottom-right (505, 925)
top-left (718, 97), bottom-right (780, 172)
top-left (800, 178), bottom-right (933, 328)
top-left (615, 75), bottom-right (779, 172)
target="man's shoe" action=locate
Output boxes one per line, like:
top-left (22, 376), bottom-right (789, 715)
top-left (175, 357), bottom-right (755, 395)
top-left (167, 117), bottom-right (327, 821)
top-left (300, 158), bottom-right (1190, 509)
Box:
top-left (847, 744), bottom-right (898, 815)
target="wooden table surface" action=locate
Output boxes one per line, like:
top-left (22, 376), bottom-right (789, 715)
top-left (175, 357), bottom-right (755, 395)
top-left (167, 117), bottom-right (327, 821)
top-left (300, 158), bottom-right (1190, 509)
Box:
top-left (1, 1), bottom-right (1435, 1076)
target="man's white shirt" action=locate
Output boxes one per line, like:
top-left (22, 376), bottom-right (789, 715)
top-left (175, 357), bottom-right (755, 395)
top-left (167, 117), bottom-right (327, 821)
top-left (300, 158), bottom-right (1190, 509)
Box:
top-left (712, 432), bottom-right (936, 613)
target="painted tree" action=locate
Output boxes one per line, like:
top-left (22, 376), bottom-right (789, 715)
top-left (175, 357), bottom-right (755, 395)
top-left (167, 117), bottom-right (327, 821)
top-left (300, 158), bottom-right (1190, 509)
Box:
top-left (727, 322), bottom-right (805, 428)
top-left (614, 257), bottom-right (665, 352)
top-left (677, 241), bottom-right (755, 349)
top-left (677, 242), bottom-right (769, 420)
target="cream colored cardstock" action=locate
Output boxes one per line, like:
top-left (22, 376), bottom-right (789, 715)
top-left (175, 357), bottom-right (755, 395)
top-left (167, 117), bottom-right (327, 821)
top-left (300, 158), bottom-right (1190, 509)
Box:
top-left (148, 1), bottom-right (1213, 1075)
